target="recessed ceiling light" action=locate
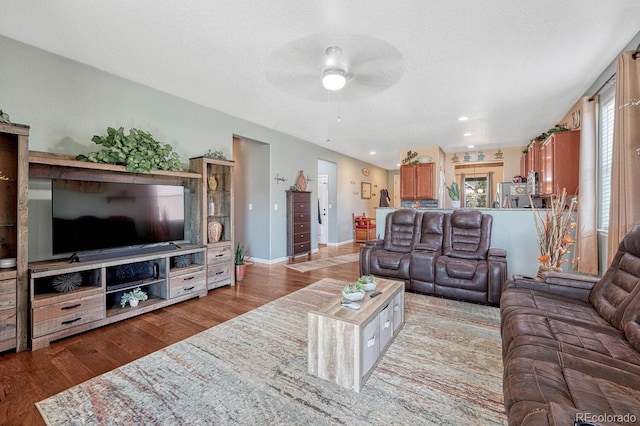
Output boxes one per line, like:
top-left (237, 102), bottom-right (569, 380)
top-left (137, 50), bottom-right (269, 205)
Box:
top-left (370, 151), bottom-right (376, 155)
top-left (458, 116), bottom-right (469, 121)
top-left (467, 145), bottom-right (475, 149)
top-left (463, 133), bottom-right (472, 137)
top-left (396, 163), bottom-right (401, 167)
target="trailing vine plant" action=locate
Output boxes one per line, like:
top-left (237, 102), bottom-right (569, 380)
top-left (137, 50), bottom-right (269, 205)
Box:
top-left (76, 127), bottom-right (183, 172)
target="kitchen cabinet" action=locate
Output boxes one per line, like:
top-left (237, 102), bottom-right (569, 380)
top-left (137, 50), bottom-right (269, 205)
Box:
top-left (520, 139), bottom-right (541, 179)
top-left (539, 130), bottom-right (580, 196)
top-left (400, 163), bottom-right (434, 200)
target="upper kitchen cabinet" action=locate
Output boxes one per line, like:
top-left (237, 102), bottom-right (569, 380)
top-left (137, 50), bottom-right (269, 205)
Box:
top-left (539, 130), bottom-right (580, 197)
top-left (400, 163), bottom-right (435, 200)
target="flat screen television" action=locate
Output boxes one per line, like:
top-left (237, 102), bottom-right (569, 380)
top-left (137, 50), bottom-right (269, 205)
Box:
top-left (52, 180), bottom-right (188, 256)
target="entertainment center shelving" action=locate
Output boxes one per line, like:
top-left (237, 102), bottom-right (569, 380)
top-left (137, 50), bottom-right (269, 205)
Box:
top-left (29, 245), bottom-right (206, 350)
top-left (0, 123), bottom-right (29, 352)
top-left (188, 156), bottom-right (235, 289)
top-left (26, 151), bottom-right (209, 349)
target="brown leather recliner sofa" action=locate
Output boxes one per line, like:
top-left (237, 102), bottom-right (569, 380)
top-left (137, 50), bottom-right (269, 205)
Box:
top-left (500, 222), bottom-right (640, 425)
top-left (360, 208), bottom-right (508, 305)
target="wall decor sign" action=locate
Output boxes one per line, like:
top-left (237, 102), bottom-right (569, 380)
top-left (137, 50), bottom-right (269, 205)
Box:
top-left (401, 150), bottom-right (419, 164)
top-left (361, 182), bottom-right (372, 199)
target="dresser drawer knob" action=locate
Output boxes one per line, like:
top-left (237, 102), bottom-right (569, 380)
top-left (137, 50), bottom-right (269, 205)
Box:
top-left (184, 286), bottom-right (195, 291)
top-left (183, 276), bottom-right (195, 281)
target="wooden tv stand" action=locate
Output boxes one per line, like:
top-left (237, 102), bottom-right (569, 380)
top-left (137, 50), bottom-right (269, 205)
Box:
top-left (29, 245), bottom-right (206, 350)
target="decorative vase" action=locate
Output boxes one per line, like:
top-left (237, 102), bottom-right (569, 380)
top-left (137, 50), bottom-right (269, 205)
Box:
top-left (208, 176), bottom-right (218, 191)
top-left (235, 264), bottom-right (246, 281)
top-left (537, 266), bottom-right (562, 278)
top-left (208, 221), bottom-right (223, 243)
top-left (295, 170), bottom-right (307, 191)
top-left (129, 299), bottom-right (139, 307)
top-left (451, 200), bottom-right (461, 209)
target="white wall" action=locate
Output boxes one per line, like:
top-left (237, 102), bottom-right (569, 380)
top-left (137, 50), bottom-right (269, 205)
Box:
top-left (0, 35), bottom-right (388, 262)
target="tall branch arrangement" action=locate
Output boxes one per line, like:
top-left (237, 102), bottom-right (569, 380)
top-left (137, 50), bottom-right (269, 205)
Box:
top-left (530, 188), bottom-right (577, 271)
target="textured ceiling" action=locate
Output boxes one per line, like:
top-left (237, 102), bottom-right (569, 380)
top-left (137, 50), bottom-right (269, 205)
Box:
top-left (1, 1), bottom-right (639, 169)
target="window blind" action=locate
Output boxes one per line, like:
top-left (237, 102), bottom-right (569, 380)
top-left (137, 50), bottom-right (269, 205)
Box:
top-left (598, 91), bottom-right (615, 230)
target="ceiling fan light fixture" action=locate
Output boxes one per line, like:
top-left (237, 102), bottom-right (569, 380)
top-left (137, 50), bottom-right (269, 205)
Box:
top-left (322, 68), bottom-right (346, 91)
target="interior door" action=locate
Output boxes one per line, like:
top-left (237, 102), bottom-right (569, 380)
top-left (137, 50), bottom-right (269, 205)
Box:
top-left (317, 174), bottom-right (329, 244)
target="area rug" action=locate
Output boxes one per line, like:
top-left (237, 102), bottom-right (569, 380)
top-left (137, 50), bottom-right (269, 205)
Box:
top-left (36, 278), bottom-right (506, 425)
top-left (283, 253), bottom-right (359, 272)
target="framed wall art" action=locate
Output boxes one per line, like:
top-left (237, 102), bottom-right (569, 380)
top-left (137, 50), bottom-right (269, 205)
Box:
top-left (361, 182), bottom-right (371, 199)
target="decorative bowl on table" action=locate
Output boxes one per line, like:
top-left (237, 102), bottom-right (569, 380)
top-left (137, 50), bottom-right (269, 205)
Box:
top-left (356, 275), bottom-right (377, 292)
top-left (361, 282), bottom-right (377, 292)
top-left (342, 289), bottom-right (365, 301)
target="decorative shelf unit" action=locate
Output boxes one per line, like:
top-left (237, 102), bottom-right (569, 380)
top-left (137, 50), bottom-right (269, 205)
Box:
top-left (0, 123), bottom-right (29, 352)
top-left (25, 150), bottom-right (207, 349)
top-left (189, 156), bottom-right (235, 289)
top-left (29, 245), bottom-right (206, 349)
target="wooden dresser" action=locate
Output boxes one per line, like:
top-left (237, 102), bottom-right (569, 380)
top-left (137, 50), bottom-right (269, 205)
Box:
top-left (286, 190), bottom-right (312, 259)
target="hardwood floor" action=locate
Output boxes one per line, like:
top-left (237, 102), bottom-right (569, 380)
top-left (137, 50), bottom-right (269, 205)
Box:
top-left (0, 244), bottom-right (361, 426)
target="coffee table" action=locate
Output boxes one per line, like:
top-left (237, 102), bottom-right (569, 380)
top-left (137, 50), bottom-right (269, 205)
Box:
top-left (307, 278), bottom-right (405, 392)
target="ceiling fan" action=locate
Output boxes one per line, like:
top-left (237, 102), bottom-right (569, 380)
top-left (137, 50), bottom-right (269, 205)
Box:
top-left (264, 33), bottom-right (405, 102)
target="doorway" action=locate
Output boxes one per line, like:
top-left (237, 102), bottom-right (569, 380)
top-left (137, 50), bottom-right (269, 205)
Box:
top-left (317, 174), bottom-right (329, 245)
top-left (454, 162), bottom-right (504, 208)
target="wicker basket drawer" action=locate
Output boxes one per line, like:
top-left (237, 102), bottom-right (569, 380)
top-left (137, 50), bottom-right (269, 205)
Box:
top-left (169, 270), bottom-right (207, 298)
top-left (32, 293), bottom-right (105, 338)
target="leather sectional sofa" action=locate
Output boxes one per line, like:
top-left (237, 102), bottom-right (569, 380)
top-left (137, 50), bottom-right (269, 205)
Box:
top-left (360, 208), bottom-right (508, 305)
top-left (500, 222), bottom-right (640, 425)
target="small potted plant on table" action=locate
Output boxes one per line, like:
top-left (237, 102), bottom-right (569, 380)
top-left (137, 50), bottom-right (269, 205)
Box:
top-left (120, 287), bottom-right (148, 308)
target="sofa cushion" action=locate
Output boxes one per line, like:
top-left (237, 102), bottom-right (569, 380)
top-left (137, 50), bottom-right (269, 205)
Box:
top-left (590, 252), bottom-right (640, 329)
top-left (383, 209), bottom-right (421, 253)
top-left (442, 210), bottom-right (491, 260)
top-left (501, 287), bottom-right (607, 323)
top-left (504, 344), bottom-right (640, 420)
top-left (418, 211), bottom-right (444, 250)
top-left (502, 316), bottom-right (640, 366)
top-left (368, 251), bottom-right (411, 280)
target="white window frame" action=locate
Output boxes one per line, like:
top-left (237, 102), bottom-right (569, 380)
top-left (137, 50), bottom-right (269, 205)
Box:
top-left (597, 87), bottom-right (615, 231)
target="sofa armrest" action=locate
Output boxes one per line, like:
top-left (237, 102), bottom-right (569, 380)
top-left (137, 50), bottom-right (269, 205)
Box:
top-left (488, 247), bottom-right (507, 259)
top-left (365, 239), bottom-right (384, 247)
top-left (506, 273), bottom-right (597, 302)
top-left (414, 242), bottom-right (439, 252)
top-left (487, 248), bottom-right (508, 305)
